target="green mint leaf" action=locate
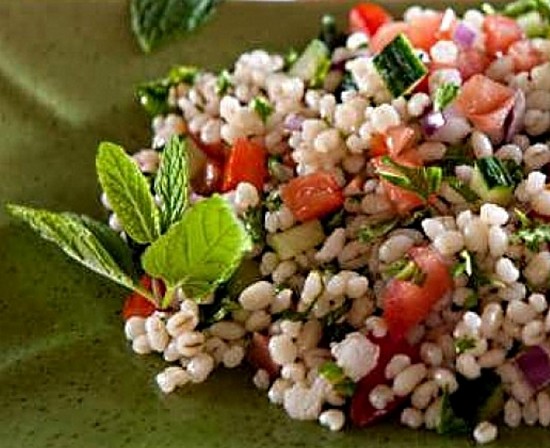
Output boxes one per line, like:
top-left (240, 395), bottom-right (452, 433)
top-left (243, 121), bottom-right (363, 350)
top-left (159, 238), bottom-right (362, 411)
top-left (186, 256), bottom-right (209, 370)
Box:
top-left (96, 142), bottom-right (161, 244)
top-left (154, 136), bottom-right (189, 231)
top-left (6, 204), bottom-right (148, 299)
top-left (250, 96), bottom-right (274, 123)
top-left (66, 213), bottom-right (137, 279)
top-left (455, 336), bottom-right (477, 354)
top-left (358, 217), bottom-right (399, 243)
top-left (216, 69), bottom-right (232, 96)
top-left (136, 65), bottom-right (198, 116)
top-left (437, 390), bottom-right (470, 435)
top-left (130, 0), bottom-right (220, 53)
top-left (141, 194), bottom-right (252, 298)
top-left (433, 83), bottom-right (460, 112)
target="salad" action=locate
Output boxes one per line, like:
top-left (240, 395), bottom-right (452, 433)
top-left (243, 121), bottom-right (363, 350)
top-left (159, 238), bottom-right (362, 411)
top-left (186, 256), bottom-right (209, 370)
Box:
top-left (7, 1), bottom-right (550, 443)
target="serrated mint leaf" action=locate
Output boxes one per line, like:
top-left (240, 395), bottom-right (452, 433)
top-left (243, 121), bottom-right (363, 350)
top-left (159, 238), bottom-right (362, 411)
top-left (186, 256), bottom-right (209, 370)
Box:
top-left (66, 213), bottom-right (137, 279)
top-left (130, 0), bottom-right (220, 53)
top-left (154, 136), bottom-right (189, 231)
top-left (6, 204), bottom-right (147, 298)
top-left (96, 142), bottom-right (161, 244)
top-left (141, 195), bottom-right (252, 298)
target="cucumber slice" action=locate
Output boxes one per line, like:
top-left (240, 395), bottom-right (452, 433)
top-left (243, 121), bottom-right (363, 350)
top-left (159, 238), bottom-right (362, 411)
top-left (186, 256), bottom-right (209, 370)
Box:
top-left (289, 39), bottom-right (330, 87)
top-left (470, 157), bottom-right (514, 206)
top-left (267, 220), bottom-right (325, 260)
top-left (372, 33), bottom-right (428, 98)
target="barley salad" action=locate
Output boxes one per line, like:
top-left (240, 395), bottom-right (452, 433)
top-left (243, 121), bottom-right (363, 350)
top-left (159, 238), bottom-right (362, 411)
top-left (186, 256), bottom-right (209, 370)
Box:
top-left (7, 1), bottom-right (550, 443)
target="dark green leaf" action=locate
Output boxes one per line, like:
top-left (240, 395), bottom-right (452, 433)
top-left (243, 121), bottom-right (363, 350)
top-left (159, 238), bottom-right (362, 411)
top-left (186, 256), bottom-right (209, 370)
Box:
top-left (130, 0), bottom-right (220, 53)
top-left (6, 205), bottom-right (148, 299)
top-left (264, 190), bottom-right (282, 212)
top-left (136, 65), bottom-right (198, 116)
top-left (154, 136), bottom-right (189, 231)
top-left (446, 177), bottom-right (479, 202)
top-left (318, 14), bottom-right (346, 50)
top-left (433, 83), bottom-right (460, 112)
top-left (96, 142), bottom-right (161, 244)
top-left (358, 217), bottom-right (399, 243)
top-left (437, 390), bottom-right (470, 435)
top-left (241, 206), bottom-right (265, 245)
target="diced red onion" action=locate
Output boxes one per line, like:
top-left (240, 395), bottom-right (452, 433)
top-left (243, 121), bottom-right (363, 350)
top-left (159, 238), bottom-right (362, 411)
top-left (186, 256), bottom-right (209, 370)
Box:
top-left (284, 114), bottom-right (305, 132)
top-left (453, 23), bottom-right (477, 49)
top-left (515, 345), bottom-right (550, 392)
top-left (505, 89), bottom-right (526, 143)
top-left (421, 110), bottom-right (446, 136)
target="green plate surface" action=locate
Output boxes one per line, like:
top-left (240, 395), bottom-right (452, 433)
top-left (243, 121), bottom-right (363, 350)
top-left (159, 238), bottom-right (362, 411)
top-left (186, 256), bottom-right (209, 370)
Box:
top-left (0, 1), bottom-right (548, 447)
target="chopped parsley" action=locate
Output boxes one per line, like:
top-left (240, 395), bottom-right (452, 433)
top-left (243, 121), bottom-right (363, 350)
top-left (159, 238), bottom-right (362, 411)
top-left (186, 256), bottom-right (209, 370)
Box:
top-left (318, 361), bottom-right (356, 397)
top-left (433, 83), bottom-right (460, 112)
top-left (216, 69), bottom-right (232, 96)
top-left (512, 209), bottom-right (550, 251)
top-left (358, 217), bottom-right (399, 243)
top-left (250, 96), bottom-right (274, 123)
top-left (455, 336), bottom-right (477, 354)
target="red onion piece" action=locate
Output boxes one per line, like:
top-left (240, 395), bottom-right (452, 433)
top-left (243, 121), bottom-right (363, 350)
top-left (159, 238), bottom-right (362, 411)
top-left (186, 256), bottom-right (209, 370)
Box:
top-left (421, 110), bottom-right (446, 136)
top-left (284, 113), bottom-right (305, 132)
top-left (453, 23), bottom-right (477, 48)
top-left (505, 89), bottom-right (526, 143)
top-left (515, 345), bottom-right (550, 392)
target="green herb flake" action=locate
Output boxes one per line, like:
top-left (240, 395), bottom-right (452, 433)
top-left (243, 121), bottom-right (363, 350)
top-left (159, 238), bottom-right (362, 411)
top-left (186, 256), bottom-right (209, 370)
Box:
top-left (241, 206), bottom-right (265, 245)
top-left (130, 0), bottom-right (220, 53)
top-left (433, 83), bottom-right (460, 112)
top-left (514, 222), bottom-right (550, 251)
top-left (264, 190), bottom-right (283, 212)
top-left (284, 48), bottom-right (299, 70)
top-left (96, 142), bottom-right (161, 244)
top-left (358, 217), bottom-right (399, 243)
top-left (216, 69), bottom-right (232, 96)
top-left (376, 156), bottom-right (442, 200)
top-left (446, 177), bottom-right (479, 202)
top-left (464, 291), bottom-right (479, 310)
top-left (250, 96), bottom-right (274, 123)
top-left (141, 194), bottom-right (252, 302)
top-left (455, 336), bottom-right (477, 354)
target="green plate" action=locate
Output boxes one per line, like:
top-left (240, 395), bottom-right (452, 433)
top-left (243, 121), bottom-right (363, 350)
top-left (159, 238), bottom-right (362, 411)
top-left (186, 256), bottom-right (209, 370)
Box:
top-left (1, 1), bottom-right (548, 446)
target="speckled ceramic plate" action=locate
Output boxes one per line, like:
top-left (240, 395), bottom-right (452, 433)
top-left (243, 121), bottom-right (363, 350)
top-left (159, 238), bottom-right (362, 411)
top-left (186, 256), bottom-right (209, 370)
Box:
top-left (1, 1), bottom-right (547, 447)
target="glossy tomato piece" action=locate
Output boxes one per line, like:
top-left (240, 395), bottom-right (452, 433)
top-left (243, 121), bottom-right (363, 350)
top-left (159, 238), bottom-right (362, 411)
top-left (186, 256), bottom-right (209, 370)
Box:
top-left (508, 40), bottom-right (545, 73)
top-left (383, 246), bottom-right (452, 339)
top-left (122, 275), bottom-right (156, 320)
top-left (457, 48), bottom-right (492, 81)
top-left (385, 125), bottom-right (416, 158)
top-left (350, 333), bottom-right (419, 426)
top-left (281, 172), bottom-right (344, 222)
top-left (247, 333), bottom-right (280, 380)
top-left (222, 138), bottom-right (267, 192)
top-left (407, 12), bottom-right (444, 51)
top-left (369, 21), bottom-right (410, 54)
top-left (349, 3), bottom-right (393, 36)
top-left (483, 15), bottom-right (523, 57)
top-left (456, 74), bottom-right (516, 140)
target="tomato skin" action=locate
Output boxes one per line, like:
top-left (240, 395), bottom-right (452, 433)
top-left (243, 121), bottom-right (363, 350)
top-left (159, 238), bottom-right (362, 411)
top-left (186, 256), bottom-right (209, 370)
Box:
top-left (508, 40), bottom-right (544, 73)
top-left (350, 333), bottom-right (419, 426)
top-left (383, 246), bottom-right (452, 339)
top-left (222, 138), bottom-right (267, 192)
top-left (370, 21), bottom-right (410, 54)
top-left (122, 276), bottom-right (156, 320)
top-left (190, 134), bottom-right (227, 161)
top-left (349, 3), bottom-right (393, 36)
top-left (281, 172), bottom-right (344, 222)
top-left (407, 13), bottom-right (444, 51)
top-left (483, 15), bottom-right (523, 57)
top-left (457, 48), bottom-right (492, 81)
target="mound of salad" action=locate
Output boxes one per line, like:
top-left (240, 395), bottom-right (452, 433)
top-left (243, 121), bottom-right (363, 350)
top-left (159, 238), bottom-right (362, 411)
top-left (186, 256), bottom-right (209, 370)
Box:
top-left (8, 1), bottom-right (550, 443)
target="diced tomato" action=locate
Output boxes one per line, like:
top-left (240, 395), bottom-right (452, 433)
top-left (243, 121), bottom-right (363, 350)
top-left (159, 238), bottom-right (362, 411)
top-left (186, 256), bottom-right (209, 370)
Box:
top-left (122, 275), bottom-right (156, 320)
top-left (350, 333), bottom-right (419, 426)
top-left (281, 172), bottom-right (344, 222)
top-left (385, 125), bottom-right (416, 158)
top-left (192, 157), bottom-right (224, 195)
top-left (221, 138), bottom-right (267, 192)
top-left (457, 48), bottom-right (492, 81)
top-left (190, 134), bottom-right (227, 161)
top-left (247, 333), bottom-right (280, 380)
top-left (369, 21), bottom-right (410, 54)
top-left (369, 133), bottom-right (389, 157)
top-left (508, 40), bottom-right (545, 73)
top-left (349, 3), bottom-right (393, 36)
top-left (373, 149), bottom-right (426, 215)
top-left (483, 15), bottom-right (523, 57)
top-left (407, 12), bottom-right (444, 51)
top-left (413, 71), bottom-right (430, 94)
top-left (383, 246), bottom-right (453, 339)
top-left (455, 74), bottom-right (516, 141)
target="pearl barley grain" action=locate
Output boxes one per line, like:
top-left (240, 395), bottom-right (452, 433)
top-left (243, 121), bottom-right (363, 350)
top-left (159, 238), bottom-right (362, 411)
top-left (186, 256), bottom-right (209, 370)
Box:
top-left (473, 421), bottom-right (498, 444)
top-left (319, 409), bottom-right (345, 432)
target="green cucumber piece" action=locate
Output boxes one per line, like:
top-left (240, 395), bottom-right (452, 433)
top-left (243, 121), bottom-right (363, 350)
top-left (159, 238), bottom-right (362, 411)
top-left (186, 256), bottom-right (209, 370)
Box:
top-left (267, 220), bottom-right (325, 260)
top-left (372, 33), bottom-right (428, 98)
top-left (470, 157), bottom-right (514, 206)
top-left (289, 39), bottom-right (330, 87)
